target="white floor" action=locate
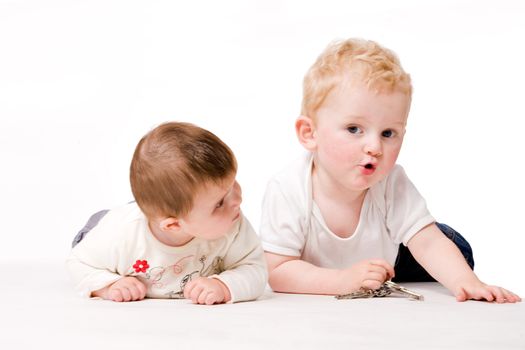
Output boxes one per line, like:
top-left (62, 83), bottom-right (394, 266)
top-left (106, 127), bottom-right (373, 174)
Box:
top-left (1, 261), bottom-right (524, 350)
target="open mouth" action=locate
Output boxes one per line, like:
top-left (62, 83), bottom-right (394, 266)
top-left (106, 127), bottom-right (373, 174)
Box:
top-left (360, 163), bottom-right (376, 175)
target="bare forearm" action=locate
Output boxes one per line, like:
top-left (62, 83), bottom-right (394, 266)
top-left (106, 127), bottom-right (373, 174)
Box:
top-left (408, 224), bottom-right (521, 303)
top-left (408, 225), bottom-right (478, 292)
top-left (269, 259), bottom-right (349, 295)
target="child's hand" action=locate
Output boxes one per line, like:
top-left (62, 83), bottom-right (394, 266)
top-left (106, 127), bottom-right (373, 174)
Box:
top-left (183, 277), bottom-right (231, 305)
top-left (346, 259), bottom-right (395, 291)
top-left (454, 279), bottom-right (521, 303)
top-left (92, 276), bottom-right (147, 302)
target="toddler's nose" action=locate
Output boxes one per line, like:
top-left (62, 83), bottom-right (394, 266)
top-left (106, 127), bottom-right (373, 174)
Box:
top-left (366, 149), bottom-right (383, 157)
top-left (231, 182), bottom-right (242, 208)
top-left (363, 137), bottom-right (383, 157)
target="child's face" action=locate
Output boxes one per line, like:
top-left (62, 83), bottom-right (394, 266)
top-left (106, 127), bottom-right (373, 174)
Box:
top-left (312, 80), bottom-right (410, 192)
top-left (179, 176), bottom-right (242, 240)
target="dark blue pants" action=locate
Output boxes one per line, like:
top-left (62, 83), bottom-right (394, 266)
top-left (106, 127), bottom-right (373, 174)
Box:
top-left (392, 222), bottom-right (474, 282)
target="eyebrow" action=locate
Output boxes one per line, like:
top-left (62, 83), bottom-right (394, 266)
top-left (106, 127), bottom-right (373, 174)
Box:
top-left (388, 122), bottom-right (406, 128)
top-left (345, 115), bottom-right (406, 127)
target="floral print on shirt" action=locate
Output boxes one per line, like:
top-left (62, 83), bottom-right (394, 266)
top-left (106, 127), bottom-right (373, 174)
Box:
top-left (131, 254), bottom-right (225, 298)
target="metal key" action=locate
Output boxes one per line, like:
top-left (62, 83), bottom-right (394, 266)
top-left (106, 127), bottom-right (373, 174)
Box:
top-left (335, 284), bottom-right (392, 300)
top-left (336, 281), bottom-right (423, 301)
top-left (335, 289), bottom-right (374, 299)
top-left (384, 281), bottom-right (424, 301)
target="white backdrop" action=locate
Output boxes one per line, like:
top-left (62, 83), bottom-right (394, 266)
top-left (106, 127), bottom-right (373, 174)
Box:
top-left (1, 0), bottom-right (524, 294)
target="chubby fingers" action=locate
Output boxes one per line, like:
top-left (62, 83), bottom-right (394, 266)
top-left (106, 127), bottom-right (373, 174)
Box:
top-left (456, 285), bottom-right (521, 303)
top-left (503, 289), bottom-right (521, 303)
top-left (369, 259), bottom-right (395, 280)
top-left (108, 288), bottom-right (125, 302)
top-left (183, 278), bottom-right (226, 305)
top-left (130, 279), bottom-right (147, 300)
top-left (198, 290), bottom-right (221, 305)
top-left (205, 292), bottom-right (220, 305)
top-left (361, 260), bottom-right (395, 290)
top-left (184, 279), bottom-right (205, 303)
top-left (455, 287), bottom-right (468, 302)
top-left (455, 286), bottom-right (495, 302)
top-left (197, 290), bottom-right (210, 304)
top-left (361, 270), bottom-right (386, 290)
top-left (109, 279), bottom-right (147, 302)
top-left (488, 286), bottom-right (521, 303)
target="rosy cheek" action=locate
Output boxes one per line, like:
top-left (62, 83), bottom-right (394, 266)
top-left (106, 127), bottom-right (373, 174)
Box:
top-left (333, 145), bottom-right (355, 161)
top-left (325, 142), bottom-right (342, 159)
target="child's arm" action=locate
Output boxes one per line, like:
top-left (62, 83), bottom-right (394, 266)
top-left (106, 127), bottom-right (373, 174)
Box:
top-left (407, 223), bottom-right (521, 303)
top-left (91, 276), bottom-right (147, 302)
top-left (197, 215), bottom-right (268, 303)
top-left (66, 251), bottom-right (125, 297)
top-left (183, 276), bottom-right (231, 305)
top-left (266, 252), bottom-right (394, 295)
top-left (66, 216), bottom-right (145, 301)
top-left (66, 250), bottom-right (147, 301)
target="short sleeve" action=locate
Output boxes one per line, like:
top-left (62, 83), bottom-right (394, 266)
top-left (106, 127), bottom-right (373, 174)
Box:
top-left (384, 165), bottom-right (435, 246)
top-left (259, 179), bottom-right (307, 257)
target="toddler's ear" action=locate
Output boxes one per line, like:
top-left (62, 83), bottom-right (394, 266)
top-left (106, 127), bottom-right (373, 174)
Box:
top-left (295, 116), bottom-right (317, 151)
top-left (159, 217), bottom-right (181, 232)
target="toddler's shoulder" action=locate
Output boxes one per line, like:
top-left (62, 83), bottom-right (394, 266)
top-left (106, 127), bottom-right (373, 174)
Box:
top-left (271, 153), bottom-right (310, 181)
top-left (101, 202), bottom-right (143, 224)
top-left (368, 164), bottom-right (409, 215)
top-left (266, 153), bottom-right (311, 196)
top-left (386, 164), bottom-right (407, 181)
top-left (85, 202), bottom-right (147, 241)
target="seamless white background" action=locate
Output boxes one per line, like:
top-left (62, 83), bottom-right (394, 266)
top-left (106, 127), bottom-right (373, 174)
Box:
top-left (1, 0), bottom-right (524, 294)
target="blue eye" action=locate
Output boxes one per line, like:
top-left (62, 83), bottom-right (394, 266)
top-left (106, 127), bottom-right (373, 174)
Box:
top-left (382, 129), bottom-right (394, 138)
top-left (347, 126), bottom-right (362, 134)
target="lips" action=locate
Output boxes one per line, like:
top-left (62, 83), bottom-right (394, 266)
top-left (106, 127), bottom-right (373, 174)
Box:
top-left (360, 163), bottom-right (376, 175)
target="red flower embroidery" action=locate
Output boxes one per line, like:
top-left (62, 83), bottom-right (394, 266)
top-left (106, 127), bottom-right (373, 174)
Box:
top-left (133, 259), bottom-right (149, 273)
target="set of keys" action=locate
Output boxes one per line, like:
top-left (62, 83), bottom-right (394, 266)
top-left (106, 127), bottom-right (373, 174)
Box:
top-left (336, 281), bottom-right (424, 301)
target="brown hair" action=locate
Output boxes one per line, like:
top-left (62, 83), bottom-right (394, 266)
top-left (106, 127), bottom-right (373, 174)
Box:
top-left (130, 122), bottom-right (237, 219)
top-left (301, 38), bottom-right (412, 118)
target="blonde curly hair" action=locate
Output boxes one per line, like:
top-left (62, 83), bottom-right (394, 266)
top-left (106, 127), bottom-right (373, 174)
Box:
top-left (301, 38), bottom-right (412, 118)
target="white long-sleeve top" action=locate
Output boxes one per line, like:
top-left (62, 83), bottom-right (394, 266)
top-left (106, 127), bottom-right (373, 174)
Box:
top-left (66, 203), bottom-right (267, 303)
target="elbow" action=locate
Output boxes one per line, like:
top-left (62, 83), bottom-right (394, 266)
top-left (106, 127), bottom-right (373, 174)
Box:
top-left (266, 262), bottom-right (291, 293)
top-left (264, 251), bottom-right (298, 292)
top-left (268, 273), bottom-right (284, 292)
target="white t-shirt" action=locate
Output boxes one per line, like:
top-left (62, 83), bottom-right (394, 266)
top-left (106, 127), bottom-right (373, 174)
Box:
top-left (66, 203), bottom-right (267, 303)
top-left (259, 153), bottom-right (435, 268)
